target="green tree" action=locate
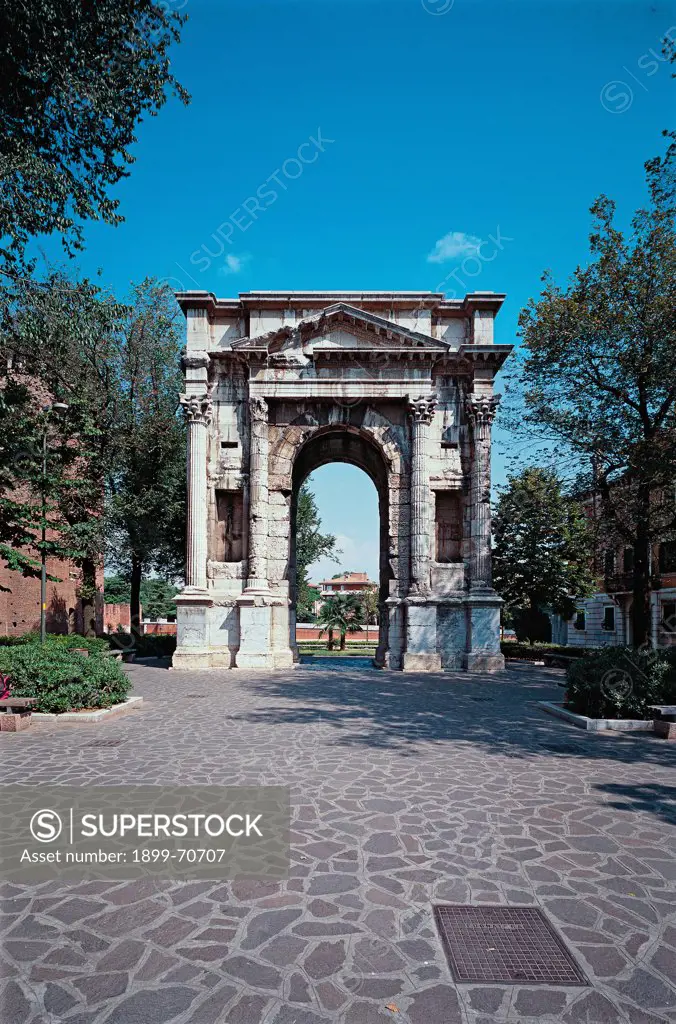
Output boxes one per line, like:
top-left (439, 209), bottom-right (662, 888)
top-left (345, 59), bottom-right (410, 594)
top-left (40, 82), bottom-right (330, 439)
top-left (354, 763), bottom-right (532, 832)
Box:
top-left (295, 484), bottom-right (340, 621)
top-left (139, 579), bottom-right (179, 620)
top-left (1, 273), bottom-right (128, 629)
top-left (103, 574), bottom-right (130, 605)
top-left (0, 0), bottom-right (188, 265)
top-left (104, 575), bottom-right (179, 619)
top-left (104, 279), bottom-right (186, 632)
top-left (492, 468), bottom-right (595, 642)
top-left (361, 583), bottom-right (379, 643)
top-left (318, 593), bottom-right (364, 651)
top-left (513, 183), bottom-right (676, 646)
top-left (1, 274), bottom-right (185, 634)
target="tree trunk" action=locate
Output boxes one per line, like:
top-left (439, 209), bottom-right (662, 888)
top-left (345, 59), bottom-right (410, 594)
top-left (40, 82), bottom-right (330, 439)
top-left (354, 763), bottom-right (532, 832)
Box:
top-left (340, 630), bottom-right (346, 650)
top-left (327, 627), bottom-right (334, 651)
top-left (80, 557), bottom-right (99, 637)
top-left (631, 514), bottom-right (652, 648)
top-left (130, 553), bottom-right (143, 640)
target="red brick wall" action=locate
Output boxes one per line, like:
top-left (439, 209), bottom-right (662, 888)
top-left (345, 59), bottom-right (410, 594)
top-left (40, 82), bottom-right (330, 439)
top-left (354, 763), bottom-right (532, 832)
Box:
top-left (296, 626), bottom-right (379, 641)
top-left (0, 554), bottom-right (103, 636)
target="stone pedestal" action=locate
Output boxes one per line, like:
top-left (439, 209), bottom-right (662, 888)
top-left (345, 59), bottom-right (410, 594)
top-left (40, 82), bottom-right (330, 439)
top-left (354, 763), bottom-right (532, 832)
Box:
top-left (464, 595), bottom-right (504, 673)
top-left (173, 590), bottom-right (214, 670)
top-left (403, 598), bottom-right (442, 672)
top-left (236, 594), bottom-right (274, 670)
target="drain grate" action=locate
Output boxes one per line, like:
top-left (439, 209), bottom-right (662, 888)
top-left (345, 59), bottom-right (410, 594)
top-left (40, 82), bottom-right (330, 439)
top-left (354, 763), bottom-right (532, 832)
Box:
top-left (469, 696), bottom-right (493, 703)
top-left (433, 905), bottom-right (588, 985)
top-left (185, 694), bottom-right (207, 699)
top-left (83, 739), bottom-right (124, 748)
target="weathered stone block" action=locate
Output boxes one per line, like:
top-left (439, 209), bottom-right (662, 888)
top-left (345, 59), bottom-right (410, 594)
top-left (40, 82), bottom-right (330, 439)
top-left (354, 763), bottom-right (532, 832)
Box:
top-left (0, 711), bottom-right (31, 731)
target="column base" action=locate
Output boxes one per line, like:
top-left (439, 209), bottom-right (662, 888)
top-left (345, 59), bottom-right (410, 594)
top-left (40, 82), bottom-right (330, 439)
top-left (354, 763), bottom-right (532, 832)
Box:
top-left (172, 649), bottom-right (218, 671)
top-left (464, 652), bottom-right (505, 674)
top-left (402, 652), bottom-right (442, 672)
top-left (172, 590), bottom-right (213, 671)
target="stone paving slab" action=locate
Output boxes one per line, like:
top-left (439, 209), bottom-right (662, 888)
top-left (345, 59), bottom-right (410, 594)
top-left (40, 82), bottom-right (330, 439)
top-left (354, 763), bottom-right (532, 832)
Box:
top-left (1, 661), bottom-right (675, 1024)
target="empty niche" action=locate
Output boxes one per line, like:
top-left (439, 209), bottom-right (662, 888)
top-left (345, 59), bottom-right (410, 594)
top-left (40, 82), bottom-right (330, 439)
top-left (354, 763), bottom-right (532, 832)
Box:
top-left (435, 491), bottom-right (462, 563)
top-left (215, 490), bottom-right (244, 561)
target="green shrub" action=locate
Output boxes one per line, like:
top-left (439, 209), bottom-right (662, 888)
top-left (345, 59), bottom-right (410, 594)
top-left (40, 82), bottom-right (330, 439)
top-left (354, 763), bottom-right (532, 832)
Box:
top-left (501, 641), bottom-right (598, 662)
top-left (0, 644), bottom-right (131, 714)
top-left (565, 647), bottom-right (676, 720)
top-left (132, 634), bottom-right (176, 657)
top-left (19, 632), bottom-right (111, 655)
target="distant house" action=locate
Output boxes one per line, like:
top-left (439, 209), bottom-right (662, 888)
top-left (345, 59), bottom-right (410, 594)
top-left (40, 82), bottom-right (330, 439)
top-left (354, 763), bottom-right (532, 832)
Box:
top-left (550, 484), bottom-right (676, 649)
top-left (312, 571), bottom-right (376, 618)
top-left (317, 571), bottom-right (375, 595)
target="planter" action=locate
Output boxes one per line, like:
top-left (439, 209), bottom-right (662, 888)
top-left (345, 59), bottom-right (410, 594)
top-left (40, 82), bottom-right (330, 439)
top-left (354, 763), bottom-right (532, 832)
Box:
top-left (32, 695), bottom-right (143, 722)
top-left (536, 701), bottom-right (654, 733)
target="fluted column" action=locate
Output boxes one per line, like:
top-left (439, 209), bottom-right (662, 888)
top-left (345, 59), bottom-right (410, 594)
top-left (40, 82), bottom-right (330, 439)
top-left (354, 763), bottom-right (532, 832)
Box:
top-left (179, 388), bottom-right (213, 590)
top-left (407, 394), bottom-right (437, 595)
top-left (466, 393), bottom-right (500, 589)
top-left (246, 396), bottom-right (269, 591)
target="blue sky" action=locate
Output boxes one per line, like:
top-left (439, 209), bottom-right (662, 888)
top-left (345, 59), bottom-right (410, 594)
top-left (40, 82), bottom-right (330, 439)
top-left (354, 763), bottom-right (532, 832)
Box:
top-left (43, 0), bottom-right (674, 582)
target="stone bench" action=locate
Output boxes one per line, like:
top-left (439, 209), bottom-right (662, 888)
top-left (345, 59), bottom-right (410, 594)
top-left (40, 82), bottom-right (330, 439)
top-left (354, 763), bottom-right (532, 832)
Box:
top-left (102, 649), bottom-right (136, 663)
top-left (0, 697), bottom-right (37, 732)
top-left (648, 705), bottom-right (676, 740)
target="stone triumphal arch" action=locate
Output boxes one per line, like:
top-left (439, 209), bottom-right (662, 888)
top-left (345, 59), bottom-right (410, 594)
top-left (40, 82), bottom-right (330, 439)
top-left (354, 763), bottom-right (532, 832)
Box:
top-left (173, 291), bottom-right (512, 672)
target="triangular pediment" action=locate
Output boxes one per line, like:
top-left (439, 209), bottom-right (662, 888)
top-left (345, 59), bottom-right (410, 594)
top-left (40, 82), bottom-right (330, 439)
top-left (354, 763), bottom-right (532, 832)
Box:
top-left (231, 302), bottom-right (448, 360)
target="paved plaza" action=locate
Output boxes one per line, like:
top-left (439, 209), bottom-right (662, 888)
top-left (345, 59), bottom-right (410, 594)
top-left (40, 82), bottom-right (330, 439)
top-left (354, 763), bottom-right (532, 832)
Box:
top-left (1, 660), bottom-right (675, 1024)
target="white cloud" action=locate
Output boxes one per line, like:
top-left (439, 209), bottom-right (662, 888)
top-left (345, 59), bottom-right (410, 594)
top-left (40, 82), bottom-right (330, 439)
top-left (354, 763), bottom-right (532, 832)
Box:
top-left (220, 253), bottom-right (250, 275)
top-left (308, 534), bottom-right (380, 586)
top-left (426, 231), bottom-right (482, 264)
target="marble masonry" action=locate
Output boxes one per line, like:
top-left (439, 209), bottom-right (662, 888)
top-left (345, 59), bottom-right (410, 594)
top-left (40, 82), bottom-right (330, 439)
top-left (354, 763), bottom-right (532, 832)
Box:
top-left (173, 290), bottom-right (512, 672)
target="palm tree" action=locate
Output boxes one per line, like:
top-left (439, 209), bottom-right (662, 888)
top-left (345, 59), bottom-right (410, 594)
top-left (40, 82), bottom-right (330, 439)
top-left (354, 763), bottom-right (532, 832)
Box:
top-left (361, 584), bottom-right (379, 643)
top-left (318, 593), bottom-right (364, 650)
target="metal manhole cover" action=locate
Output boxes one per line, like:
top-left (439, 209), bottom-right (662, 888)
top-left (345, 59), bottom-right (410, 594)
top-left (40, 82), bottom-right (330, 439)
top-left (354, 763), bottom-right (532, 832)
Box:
top-left (83, 739), bottom-right (124, 748)
top-left (433, 905), bottom-right (588, 985)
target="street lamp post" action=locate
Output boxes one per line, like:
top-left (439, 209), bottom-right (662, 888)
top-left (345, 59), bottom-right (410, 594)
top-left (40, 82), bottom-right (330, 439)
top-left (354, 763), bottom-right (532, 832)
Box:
top-left (40, 402), bottom-right (69, 644)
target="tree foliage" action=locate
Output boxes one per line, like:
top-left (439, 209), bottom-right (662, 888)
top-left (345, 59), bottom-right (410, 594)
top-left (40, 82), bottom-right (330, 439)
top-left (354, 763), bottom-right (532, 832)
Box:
top-left (295, 484), bottom-right (340, 620)
top-left (0, 0), bottom-right (188, 264)
top-left (104, 279), bottom-right (185, 629)
top-left (1, 274), bottom-right (185, 632)
top-left (317, 593), bottom-right (364, 651)
top-left (493, 468), bottom-right (595, 632)
top-left (512, 186), bottom-right (676, 645)
top-left (104, 574), bottom-right (179, 620)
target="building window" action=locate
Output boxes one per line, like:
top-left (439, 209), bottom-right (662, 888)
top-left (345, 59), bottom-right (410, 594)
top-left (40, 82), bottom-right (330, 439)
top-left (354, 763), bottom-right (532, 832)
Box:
top-left (623, 547), bottom-right (634, 573)
top-left (604, 549), bottom-right (616, 576)
top-left (658, 540), bottom-right (676, 574)
top-left (574, 610), bottom-right (586, 630)
top-left (662, 602), bottom-right (676, 633)
top-left (602, 606), bottom-right (615, 631)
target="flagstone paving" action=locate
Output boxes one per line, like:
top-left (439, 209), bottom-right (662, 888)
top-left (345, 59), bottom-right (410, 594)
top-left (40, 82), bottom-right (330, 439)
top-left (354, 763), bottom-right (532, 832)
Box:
top-left (1, 660), bottom-right (675, 1024)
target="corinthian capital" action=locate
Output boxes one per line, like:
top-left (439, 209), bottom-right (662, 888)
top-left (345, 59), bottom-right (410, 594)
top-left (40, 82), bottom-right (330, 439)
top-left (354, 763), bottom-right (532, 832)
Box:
top-left (249, 396), bottom-right (268, 422)
top-left (407, 393), bottom-right (437, 425)
top-left (180, 386), bottom-right (214, 425)
top-left (466, 393), bottom-right (500, 429)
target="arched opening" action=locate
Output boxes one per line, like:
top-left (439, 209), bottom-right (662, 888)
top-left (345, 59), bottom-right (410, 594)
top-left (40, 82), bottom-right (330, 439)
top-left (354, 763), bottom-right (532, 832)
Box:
top-left (288, 427), bottom-right (392, 665)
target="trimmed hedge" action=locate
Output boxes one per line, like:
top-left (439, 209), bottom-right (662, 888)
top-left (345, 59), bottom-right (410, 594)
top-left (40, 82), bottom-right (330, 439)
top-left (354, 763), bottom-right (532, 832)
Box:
top-left (0, 640), bottom-right (130, 714)
top-left (0, 633), bottom-right (109, 655)
top-left (501, 641), bottom-right (599, 662)
top-left (565, 647), bottom-right (676, 720)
